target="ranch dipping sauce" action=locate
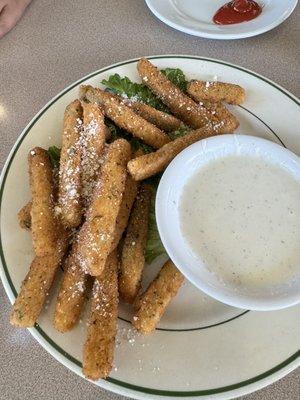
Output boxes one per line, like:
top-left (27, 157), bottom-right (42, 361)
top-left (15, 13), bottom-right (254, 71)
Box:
top-left (179, 155), bottom-right (300, 291)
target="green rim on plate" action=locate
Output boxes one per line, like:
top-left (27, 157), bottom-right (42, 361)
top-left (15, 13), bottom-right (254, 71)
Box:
top-left (0, 55), bottom-right (299, 398)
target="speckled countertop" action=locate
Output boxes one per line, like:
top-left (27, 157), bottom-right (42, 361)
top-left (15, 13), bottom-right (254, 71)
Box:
top-left (0, 1), bottom-right (299, 399)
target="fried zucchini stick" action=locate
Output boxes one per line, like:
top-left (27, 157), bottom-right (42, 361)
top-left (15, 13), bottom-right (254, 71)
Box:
top-left (111, 173), bottom-right (139, 251)
top-left (126, 101), bottom-right (182, 132)
top-left (137, 58), bottom-right (219, 130)
top-left (54, 160), bottom-right (137, 332)
top-left (199, 100), bottom-right (239, 133)
top-left (53, 105), bottom-right (107, 332)
top-left (53, 241), bottom-right (88, 332)
top-left (128, 125), bottom-right (225, 181)
top-left (110, 148), bottom-right (143, 250)
top-left (18, 201), bottom-right (32, 230)
top-left (10, 231), bottom-right (69, 327)
top-left (29, 147), bottom-right (59, 257)
top-left (58, 100), bottom-right (83, 228)
top-left (83, 250), bottom-right (119, 380)
top-left (132, 260), bottom-right (184, 334)
top-left (187, 80), bottom-right (245, 105)
top-left (81, 102), bottom-right (106, 203)
top-left (53, 169), bottom-right (137, 333)
top-left (76, 139), bottom-right (131, 276)
top-left (80, 85), bottom-right (170, 149)
top-left (119, 183), bottom-right (153, 303)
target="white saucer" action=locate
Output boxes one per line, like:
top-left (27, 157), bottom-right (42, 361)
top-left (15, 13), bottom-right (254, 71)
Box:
top-left (145, 0), bottom-right (298, 39)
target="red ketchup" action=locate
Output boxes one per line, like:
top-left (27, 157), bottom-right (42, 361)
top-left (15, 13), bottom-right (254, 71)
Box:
top-left (213, 0), bottom-right (262, 25)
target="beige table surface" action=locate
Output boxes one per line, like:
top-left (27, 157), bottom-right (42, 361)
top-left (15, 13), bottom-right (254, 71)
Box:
top-left (0, 1), bottom-right (299, 399)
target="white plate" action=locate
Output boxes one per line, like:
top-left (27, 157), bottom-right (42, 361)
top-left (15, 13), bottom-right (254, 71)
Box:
top-left (145, 0), bottom-right (298, 39)
top-left (0, 56), bottom-right (299, 400)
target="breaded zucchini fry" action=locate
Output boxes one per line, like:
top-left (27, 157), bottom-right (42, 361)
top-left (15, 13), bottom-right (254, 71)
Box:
top-left (111, 173), bottom-right (139, 251)
top-left (80, 85), bottom-right (170, 149)
top-left (187, 80), bottom-right (245, 105)
top-left (54, 182), bottom-right (132, 333)
top-left (53, 105), bottom-right (107, 332)
top-left (10, 232), bottom-right (69, 328)
top-left (81, 102), bottom-right (106, 203)
top-left (83, 250), bottom-right (119, 380)
top-left (132, 260), bottom-right (184, 334)
top-left (199, 100), bottom-right (239, 133)
top-left (126, 101), bottom-right (182, 132)
top-left (53, 241), bottom-right (88, 332)
top-left (128, 125), bottom-right (225, 181)
top-left (18, 201), bottom-right (32, 230)
top-left (76, 139), bottom-right (131, 276)
top-left (58, 100), bottom-right (83, 228)
top-left (29, 147), bottom-right (59, 257)
top-left (110, 149), bottom-right (144, 250)
top-left (137, 58), bottom-right (217, 129)
top-left (119, 183), bottom-right (153, 303)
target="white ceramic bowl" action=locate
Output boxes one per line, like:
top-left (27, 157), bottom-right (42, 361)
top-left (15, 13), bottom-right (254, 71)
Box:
top-left (156, 134), bottom-right (300, 311)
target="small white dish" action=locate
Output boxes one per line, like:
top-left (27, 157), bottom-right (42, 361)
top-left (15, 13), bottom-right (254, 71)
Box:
top-left (145, 0), bottom-right (298, 39)
top-left (156, 134), bottom-right (300, 311)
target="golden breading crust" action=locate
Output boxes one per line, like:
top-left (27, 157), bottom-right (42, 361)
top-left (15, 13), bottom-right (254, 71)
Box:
top-left (76, 139), bottom-right (131, 276)
top-left (126, 100), bottom-right (182, 132)
top-left (53, 167), bottom-right (133, 333)
top-left (83, 250), bottom-right (119, 380)
top-left (81, 102), bottom-right (107, 204)
top-left (53, 104), bottom-right (107, 332)
top-left (10, 232), bottom-right (69, 328)
top-left (18, 201), bottom-right (32, 230)
top-left (132, 260), bottom-right (184, 334)
top-left (53, 241), bottom-right (89, 333)
top-left (199, 100), bottom-right (239, 133)
top-left (80, 85), bottom-right (170, 149)
top-left (119, 183), bottom-right (153, 303)
top-left (109, 149), bottom-right (144, 251)
top-left (128, 125), bottom-right (226, 181)
top-left (29, 147), bottom-right (59, 257)
top-left (137, 58), bottom-right (222, 130)
top-left (58, 100), bottom-right (83, 228)
top-left (187, 80), bottom-right (245, 105)
top-left (110, 173), bottom-right (139, 251)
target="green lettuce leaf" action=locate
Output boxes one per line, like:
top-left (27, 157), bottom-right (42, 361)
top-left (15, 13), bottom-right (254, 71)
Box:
top-left (145, 196), bottom-right (167, 264)
top-left (130, 138), bottom-right (153, 154)
top-left (161, 68), bottom-right (188, 92)
top-left (168, 125), bottom-right (190, 140)
top-left (47, 146), bottom-right (61, 168)
top-left (101, 74), bottom-right (168, 112)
